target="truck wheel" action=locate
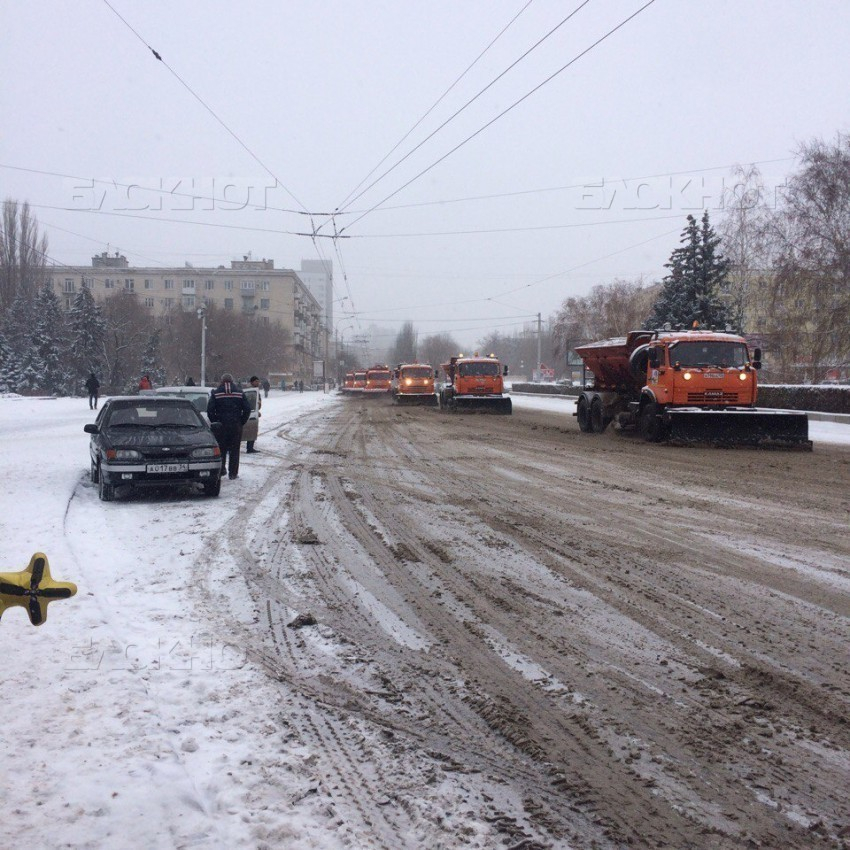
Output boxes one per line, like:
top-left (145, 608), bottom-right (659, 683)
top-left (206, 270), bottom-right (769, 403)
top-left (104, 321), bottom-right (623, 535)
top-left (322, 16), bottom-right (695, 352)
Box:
top-left (98, 467), bottom-right (115, 501)
top-left (640, 402), bottom-right (666, 442)
top-left (590, 398), bottom-right (609, 433)
top-left (576, 396), bottom-right (593, 432)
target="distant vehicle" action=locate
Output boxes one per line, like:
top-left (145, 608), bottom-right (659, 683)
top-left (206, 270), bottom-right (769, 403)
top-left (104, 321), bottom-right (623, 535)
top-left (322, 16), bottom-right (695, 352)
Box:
top-left (351, 370), bottom-right (367, 392)
top-left (364, 365), bottom-right (393, 394)
top-left (84, 396), bottom-right (223, 501)
top-left (393, 363), bottom-right (438, 406)
top-left (439, 353), bottom-right (512, 414)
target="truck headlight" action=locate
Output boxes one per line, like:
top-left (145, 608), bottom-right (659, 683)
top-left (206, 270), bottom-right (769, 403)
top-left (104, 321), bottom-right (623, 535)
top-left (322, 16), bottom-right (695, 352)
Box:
top-left (739, 372), bottom-right (748, 381)
top-left (107, 448), bottom-right (142, 460)
top-left (683, 372), bottom-right (692, 381)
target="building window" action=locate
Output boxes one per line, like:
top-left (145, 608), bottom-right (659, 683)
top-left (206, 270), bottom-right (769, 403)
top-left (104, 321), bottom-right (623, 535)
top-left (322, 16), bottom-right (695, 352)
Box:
top-left (205, 279), bottom-right (214, 290)
top-left (124, 278), bottom-right (134, 291)
top-left (183, 294), bottom-right (196, 308)
top-left (224, 280), bottom-right (233, 291)
top-left (83, 278), bottom-right (93, 289)
top-left (183, 279), bottom-right (195, 290)
top-left (105, 278), bottom-right (114, 289)
top-left (259, 315), bottom-right (269, 325)
top-left (144, 297), bottom-right (155, 308)
top-left (241, 280), bottom-right (255, 290)
top-left (260, 298), bottom-right (270, 309)
top-left (144, 279), bottom-right (152, 289)
top-left (161, 297), bottom-right (174, 308)
top-left (164, 279), bottom-right (174, 290)
top-left (63, 278), bottom-right (75, 293)
top-left (64, 296), bottom-right (74, 309)
top-left (224, 298), bottom-right (233, 310)
top-left (259, 280), bottom-right (269, 291)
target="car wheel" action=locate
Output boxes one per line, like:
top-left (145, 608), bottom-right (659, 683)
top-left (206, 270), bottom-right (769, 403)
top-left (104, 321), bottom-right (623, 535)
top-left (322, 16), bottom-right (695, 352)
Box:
top-left (90, 459), bottom-right (99, 484)
top-left (97, 466), bottom-right (115, 501)
top-left (203, 476), bottom-right (221, 497)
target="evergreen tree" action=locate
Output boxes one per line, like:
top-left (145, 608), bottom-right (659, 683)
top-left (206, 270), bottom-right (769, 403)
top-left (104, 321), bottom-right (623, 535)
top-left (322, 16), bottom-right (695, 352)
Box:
top-left (140, 329), bottom-right (167, 388)
top-left (3, 287), bottom-right (39, 392)
top-left (0, 331), bottom-right (10, 392)
top-left (647, 211), bottom-right (733, 330)
top-left (33, 282), bottom-right (71, 395)
top-left (68, 283), bottom-right (107, 386)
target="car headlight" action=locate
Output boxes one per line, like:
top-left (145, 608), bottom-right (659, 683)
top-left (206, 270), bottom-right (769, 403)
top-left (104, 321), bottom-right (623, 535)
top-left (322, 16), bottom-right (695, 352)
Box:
top-left (191, 446), bottom-right (220, 459)
top-left (107, 448), bottom-right (142, 460)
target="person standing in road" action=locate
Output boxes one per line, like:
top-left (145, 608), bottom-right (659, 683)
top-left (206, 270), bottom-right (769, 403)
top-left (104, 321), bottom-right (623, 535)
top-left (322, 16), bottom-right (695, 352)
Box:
top-left (261, 377), bottom-right (270, 398)
top-left (207, 372), bottom-right (251, 479)
top-left (139, 374), bottom-right (153, 391)
top-left (246, 376), bottom-right (261, 453)
top-left (298, 379), bottom-right (304, 393)
top-left (85, 372), bottom-right (100, 410)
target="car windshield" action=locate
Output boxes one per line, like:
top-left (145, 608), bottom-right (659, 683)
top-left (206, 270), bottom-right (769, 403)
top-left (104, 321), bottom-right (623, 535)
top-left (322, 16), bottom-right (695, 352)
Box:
top-left (107, 404), bottom-right (203, 428)
top-left (669, 341), bottom-right (748, 368)
top-left (458, 361), bottom-right (500, 377)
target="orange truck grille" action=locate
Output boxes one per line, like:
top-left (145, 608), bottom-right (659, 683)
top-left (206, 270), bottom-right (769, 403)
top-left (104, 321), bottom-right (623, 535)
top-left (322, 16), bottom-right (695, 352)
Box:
top-left (687, 392), bottom-right (739, 403)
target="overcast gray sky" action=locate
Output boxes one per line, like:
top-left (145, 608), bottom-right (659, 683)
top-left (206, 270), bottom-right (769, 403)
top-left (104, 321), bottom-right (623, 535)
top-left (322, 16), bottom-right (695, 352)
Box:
top-left (2, 1), bottom-right (848, 347)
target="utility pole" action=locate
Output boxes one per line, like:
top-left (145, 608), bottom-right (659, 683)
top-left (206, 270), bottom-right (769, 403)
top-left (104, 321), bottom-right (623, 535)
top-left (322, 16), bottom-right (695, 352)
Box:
top-left (537, 312), bottom-right (542, 374)
top-left (197, 306), bottom-right (207, 386)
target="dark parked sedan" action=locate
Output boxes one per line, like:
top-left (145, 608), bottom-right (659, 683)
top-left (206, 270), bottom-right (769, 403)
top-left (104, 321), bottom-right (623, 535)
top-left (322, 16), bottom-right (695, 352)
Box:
top-left (85, 396), bottom-right (223, 501)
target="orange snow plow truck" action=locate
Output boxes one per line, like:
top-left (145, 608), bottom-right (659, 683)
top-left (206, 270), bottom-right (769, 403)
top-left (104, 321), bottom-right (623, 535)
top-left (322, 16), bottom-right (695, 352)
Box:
top-left (364, 365), bottom-right (393, 395)
top-left (393, 363), bottom-right (438, 406)
top-left (439, 354), bottom-right (511, 414)
top-left (574, 329), bottom-right (811, 448)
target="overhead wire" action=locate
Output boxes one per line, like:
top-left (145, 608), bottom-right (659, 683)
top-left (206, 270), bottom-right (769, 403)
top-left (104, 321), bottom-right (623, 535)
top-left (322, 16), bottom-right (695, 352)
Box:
top-left (339, 0), bottom-right (659, 236)
top-left (336, 0), bottom-right (593, 217)
top-left (335, 0), bottom-right (536, 212)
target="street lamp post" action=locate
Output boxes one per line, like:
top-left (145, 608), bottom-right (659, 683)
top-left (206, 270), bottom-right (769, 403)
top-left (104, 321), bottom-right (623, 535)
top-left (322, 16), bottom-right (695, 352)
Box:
top-left (197, 306), bottom-right (207, 386)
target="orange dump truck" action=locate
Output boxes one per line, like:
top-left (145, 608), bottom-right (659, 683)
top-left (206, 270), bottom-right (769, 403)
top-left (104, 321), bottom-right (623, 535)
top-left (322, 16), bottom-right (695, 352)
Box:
top-left (439, 354), bottom-right (511, 414)
top-left (364, 364), bottom-right (393, 395)
top-left (393, 363), bottom-right (438, 406)
top-left (340, 372), bottom-right (355, 393)
top-left (574, 329), bottom-right (810, 447)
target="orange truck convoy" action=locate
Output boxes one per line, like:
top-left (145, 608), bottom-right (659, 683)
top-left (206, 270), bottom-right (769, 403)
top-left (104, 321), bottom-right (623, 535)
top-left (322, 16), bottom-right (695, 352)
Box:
top-left (439, 353), bottom-right (512, 414)
top-left (393, 363), bottom-right (438, 406)
top-left (573, 328), bottom-right (810, 447)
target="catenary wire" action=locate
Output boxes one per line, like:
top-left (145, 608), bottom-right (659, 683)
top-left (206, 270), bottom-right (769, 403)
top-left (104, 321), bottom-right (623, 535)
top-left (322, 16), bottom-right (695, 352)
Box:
top-left (337, 0), bottom-right (593, 217)
top-left (339, 0), bottom-right (658, 235)
top-left (335, 0), bottom-right (536, 213)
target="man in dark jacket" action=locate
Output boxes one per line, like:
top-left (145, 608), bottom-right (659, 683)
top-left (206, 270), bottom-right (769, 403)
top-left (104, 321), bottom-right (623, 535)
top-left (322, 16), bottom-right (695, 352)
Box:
top-left (85, 372), bottom-right (100, 410)
top-left (207, 372), bottom-right (251, 480)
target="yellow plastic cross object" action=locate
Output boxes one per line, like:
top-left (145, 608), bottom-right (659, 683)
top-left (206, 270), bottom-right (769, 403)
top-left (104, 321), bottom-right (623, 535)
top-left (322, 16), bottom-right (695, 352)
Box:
top-left (0, 553), bottom-right (77, 626)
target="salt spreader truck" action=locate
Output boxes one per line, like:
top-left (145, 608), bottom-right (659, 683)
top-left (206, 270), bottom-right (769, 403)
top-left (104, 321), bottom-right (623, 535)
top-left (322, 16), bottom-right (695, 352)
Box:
top-left (393, 363), bottom-right (438, 406)
top-left (439, 354), bottom-right (512, 414)
top-left (573, 329), bottom-right (811, 448)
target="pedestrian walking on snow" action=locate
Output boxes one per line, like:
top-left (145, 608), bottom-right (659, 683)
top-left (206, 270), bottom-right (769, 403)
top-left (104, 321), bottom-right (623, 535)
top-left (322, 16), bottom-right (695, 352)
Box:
top-left (246, 376), bottom-right (262, 453)
top-left (85, 372), bottom-right (100, 410)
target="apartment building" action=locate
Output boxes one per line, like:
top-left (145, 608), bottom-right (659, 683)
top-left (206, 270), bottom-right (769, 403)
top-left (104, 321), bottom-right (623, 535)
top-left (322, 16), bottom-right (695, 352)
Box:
top-left (49, 252), bottom-right (326, 365)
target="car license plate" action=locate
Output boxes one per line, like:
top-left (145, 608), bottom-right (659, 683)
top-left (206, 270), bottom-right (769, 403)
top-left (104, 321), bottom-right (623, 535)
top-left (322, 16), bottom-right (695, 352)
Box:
top-left (704, 373), bottom-right (724, 379)
top-left (147, 463), bottom-right (188, 473)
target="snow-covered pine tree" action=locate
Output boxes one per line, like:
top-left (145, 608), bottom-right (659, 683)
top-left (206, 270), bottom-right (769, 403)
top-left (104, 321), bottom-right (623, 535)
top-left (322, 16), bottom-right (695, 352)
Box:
top-left (647, 211), bottom-right (733, 330)
top-left (140, 329), bottom-right (167, 388)
top-left (33, 282), bottom-right (72, 395)
top-left (68, 282), bottom-right (107, 388)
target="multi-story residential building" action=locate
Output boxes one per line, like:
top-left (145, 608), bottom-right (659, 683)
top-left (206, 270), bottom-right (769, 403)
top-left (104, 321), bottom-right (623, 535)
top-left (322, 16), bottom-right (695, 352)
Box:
top-left (49, 252), bottom-right (326, 375)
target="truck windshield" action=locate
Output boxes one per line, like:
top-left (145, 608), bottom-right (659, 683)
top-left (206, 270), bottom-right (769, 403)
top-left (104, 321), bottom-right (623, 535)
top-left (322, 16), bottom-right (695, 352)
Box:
top-left (458, 362), bottom-right (499, 377)
top-left (403, 367), bottom-right (432, 378)
top-left (368, 372), bottom-right (391, 381)
top-left (670, 341), bottom-right (748, 368)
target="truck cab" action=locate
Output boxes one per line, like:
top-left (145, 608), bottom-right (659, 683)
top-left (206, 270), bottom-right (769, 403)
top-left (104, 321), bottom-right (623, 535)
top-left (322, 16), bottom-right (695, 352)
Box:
top-left (439, 354), bottom-right (512, 414)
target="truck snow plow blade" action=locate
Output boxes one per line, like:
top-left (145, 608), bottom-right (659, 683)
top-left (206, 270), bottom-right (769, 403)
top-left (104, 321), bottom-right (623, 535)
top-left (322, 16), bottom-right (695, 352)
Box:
top-left (395, 393), bottom-right (438, 406)
top-left (666, 408), bottom-right (812, 449)
top-left (452, 395), bottom-right (512, 414)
